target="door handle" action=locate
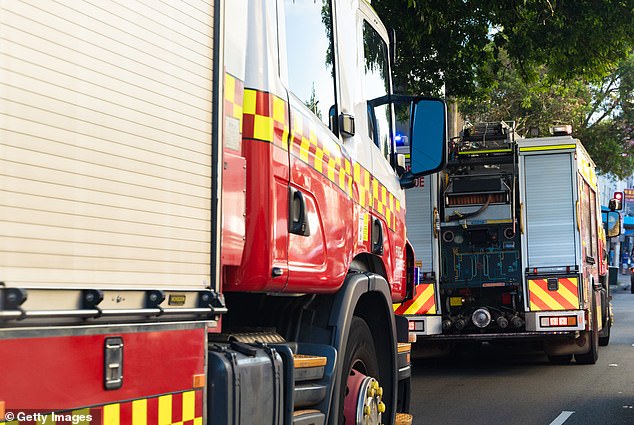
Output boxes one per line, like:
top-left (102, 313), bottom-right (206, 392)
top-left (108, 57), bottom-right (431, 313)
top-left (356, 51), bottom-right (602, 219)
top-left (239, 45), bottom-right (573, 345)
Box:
top-left (372, 218), bottom-right (383, 255)
top-left (289, 188), bottom-right (310, 236)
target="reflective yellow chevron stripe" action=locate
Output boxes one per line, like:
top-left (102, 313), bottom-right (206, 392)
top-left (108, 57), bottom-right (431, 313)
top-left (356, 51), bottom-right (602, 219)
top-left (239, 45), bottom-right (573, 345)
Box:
top-left (393, 283), bottom-right (437, 315)
top-left (528, 277), bottom-right (580, 311)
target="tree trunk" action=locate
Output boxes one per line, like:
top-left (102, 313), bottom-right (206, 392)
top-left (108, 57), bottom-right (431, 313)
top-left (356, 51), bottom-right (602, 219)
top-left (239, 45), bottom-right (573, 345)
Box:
top-left (446, 97), bottom-right (463, 139)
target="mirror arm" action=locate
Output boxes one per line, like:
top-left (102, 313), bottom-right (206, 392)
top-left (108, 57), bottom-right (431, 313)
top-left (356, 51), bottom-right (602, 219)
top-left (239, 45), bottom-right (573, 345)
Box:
top-left (367, 94), bottom-right (393, 108)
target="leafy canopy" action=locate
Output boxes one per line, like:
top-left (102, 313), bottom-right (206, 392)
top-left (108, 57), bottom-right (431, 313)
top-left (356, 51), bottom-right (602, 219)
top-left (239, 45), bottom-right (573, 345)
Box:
top-left (374, 0), bottom-right (634, 97)
top-left (373, 0), bottom-right (634, 177)
top-left (460, 53), bottom-right (634, 179)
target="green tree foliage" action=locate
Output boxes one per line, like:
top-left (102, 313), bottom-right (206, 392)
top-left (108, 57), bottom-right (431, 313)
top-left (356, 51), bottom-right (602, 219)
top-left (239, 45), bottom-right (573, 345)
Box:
top-left (373, 0), bottom-right (493, 96)
top-left (373, 0), bottom-right (634, 96)
top-left (372, 0), bottom-right (634, 177)
top-left (491, 1), bottom-right (634, 82)
top-left (460, 54), bottom-right (634, 178)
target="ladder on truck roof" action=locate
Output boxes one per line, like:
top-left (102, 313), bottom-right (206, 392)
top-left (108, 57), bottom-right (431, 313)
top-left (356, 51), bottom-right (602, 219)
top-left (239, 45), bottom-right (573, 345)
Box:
top-left (450, 121), bottom-right (516, 163)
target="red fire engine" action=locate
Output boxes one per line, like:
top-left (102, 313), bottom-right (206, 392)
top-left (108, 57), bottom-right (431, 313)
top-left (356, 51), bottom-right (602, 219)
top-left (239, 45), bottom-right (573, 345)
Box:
top-left (0, 1), bottom-right (446, 424)
top-left (397, 122), bottom-right (621, 364)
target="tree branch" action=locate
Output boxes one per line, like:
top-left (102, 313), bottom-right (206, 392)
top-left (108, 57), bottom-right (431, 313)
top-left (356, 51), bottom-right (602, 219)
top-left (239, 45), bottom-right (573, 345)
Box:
top-left (583, 75), bottom-right (619, 127)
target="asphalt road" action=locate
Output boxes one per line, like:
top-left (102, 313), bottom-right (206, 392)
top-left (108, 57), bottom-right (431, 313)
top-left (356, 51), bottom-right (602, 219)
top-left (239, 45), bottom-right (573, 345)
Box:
top-left (408, 278), bottom-right (634, 425)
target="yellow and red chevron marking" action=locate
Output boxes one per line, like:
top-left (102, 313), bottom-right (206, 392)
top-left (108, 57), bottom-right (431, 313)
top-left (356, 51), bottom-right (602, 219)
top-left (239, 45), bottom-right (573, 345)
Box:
top-left (393, 283), bottom-right (437, 315)
top-left (240, 87), bottom-right (401, 231)
top-left (242, 89), bottom-right (290, 150)
top-left (528, 277), bottom-right (580, 311)
top-left (289, 108), bottom-right (354, 198)
top-left (1, 390), bottom-right (203, 425)
top-left (373, 180), bottom-right (400, 230)
top-left (353, 162), bottom-right (372, 209)
top-left (297, 133), bottom-right (398, 230)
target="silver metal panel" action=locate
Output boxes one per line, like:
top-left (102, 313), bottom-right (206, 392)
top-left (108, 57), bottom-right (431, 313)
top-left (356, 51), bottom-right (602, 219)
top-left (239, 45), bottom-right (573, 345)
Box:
top-left (410, 316), bottom-right (442, 336)
top-left (523, 154), bottom-right (577, 267)
top-left (406, 175), bottom-right (435, 272)
top-left (0, 0), bottom-right (215, 289)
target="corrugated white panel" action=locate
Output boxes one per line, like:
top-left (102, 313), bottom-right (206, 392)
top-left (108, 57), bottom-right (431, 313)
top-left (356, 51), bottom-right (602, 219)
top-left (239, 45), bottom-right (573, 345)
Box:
top-left (405, 176), bottom-right (435, 271)
top-left (0, 0), bottom-right (215, 289)
top-left (523, 154), bottom-right (577, 267)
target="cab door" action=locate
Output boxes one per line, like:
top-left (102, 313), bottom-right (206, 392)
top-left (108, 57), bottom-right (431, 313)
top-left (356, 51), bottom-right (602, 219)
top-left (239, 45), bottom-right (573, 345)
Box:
top-left (358, 3), bottom-right (408, 296)
top-left (280, 0), bottom-right (354, 292)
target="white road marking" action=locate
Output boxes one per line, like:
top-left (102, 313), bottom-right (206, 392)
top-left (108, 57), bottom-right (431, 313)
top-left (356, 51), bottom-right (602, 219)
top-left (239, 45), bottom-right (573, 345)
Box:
top-left (550, 411), bottom-right (575, 425)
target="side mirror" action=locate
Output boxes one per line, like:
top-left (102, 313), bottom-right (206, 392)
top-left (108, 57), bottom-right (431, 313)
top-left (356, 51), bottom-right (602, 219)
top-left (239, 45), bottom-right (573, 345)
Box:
top-left (368, 95), bottom-right (446, 186)
top-left (606, 211), bottom-right (621, 238)
top-left (408, 98), bottom-right (447, 176)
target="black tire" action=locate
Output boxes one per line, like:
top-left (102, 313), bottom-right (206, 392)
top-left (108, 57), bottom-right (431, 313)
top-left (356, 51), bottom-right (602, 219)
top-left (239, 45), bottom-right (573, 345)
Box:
top-left (599, 316), bottom-right (611, 347)
top-left (548, 354), bottom-right (573, 365)
top-left (575, 296), bottom-right (599, 364)
top-left (339, 316), bottom-right (380, 424)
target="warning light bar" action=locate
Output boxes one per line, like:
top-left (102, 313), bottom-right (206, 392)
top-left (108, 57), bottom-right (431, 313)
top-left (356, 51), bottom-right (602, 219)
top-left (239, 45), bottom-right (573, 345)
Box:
top-left (395, 134), bottom-right (408, 146)
top-left (540, 315), bottom-right (578, 328)
top-left (551, 124), bottom-right (572, 135)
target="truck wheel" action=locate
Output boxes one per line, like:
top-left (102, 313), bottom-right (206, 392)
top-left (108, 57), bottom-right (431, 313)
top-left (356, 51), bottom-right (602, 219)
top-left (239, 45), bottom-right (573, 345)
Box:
top-left (575, 297), bottom-right (599, 364)
top-left (340, 316), bottom-right (383, 425)
top-left (547, 354), bottom-right (572, 365)
top-left (599, 316), bottom-right (611, 347)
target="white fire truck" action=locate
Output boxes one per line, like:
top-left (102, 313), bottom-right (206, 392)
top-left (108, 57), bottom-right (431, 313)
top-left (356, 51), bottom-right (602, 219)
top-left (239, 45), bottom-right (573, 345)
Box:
top-left (397, 123), bottom-right (620, 364)
top-left (0, 1), bottom-right (446, 424)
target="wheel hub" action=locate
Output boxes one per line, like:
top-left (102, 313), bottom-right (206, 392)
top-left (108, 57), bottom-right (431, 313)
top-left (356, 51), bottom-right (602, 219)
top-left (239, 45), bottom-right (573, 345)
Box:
top-left (343, 369), bottom-right (385, 425)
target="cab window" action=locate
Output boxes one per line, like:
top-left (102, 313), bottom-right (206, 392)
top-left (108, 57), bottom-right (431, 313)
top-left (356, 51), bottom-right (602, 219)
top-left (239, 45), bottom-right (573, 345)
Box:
top-left (363, 20), bottom-right (392, 160)
top-left (284, 0), bottom-right (336, 131)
